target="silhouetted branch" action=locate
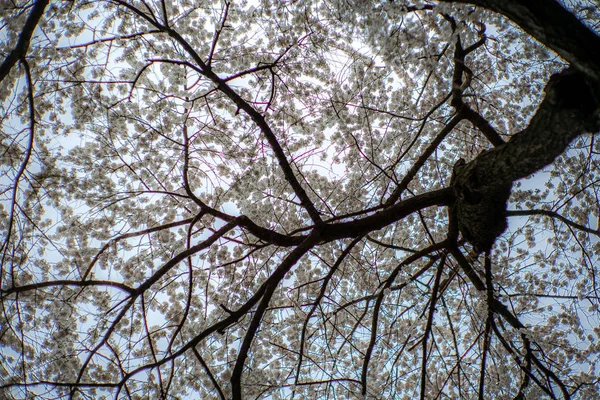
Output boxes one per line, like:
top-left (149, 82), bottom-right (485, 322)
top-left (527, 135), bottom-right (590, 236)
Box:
top-left (0, 0), bottom-right (49, 83)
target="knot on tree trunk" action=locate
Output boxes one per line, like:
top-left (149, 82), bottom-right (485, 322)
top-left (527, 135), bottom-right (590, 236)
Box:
top-left (451, 158), bottom-right (512, 254)
top-left (544, 67), bottom-right (600, 123)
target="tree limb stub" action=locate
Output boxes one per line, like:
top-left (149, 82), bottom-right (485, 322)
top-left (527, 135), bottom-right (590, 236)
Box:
top-left (452, 67), bottom-right (600, 253)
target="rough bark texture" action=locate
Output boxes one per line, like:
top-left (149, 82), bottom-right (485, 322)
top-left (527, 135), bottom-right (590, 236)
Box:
top-left (452, 67), bottom-right (600, 252)
top-left (451, 158), bottom-right (512, 253)
top-left (441, 0), bottom-right (600, 252)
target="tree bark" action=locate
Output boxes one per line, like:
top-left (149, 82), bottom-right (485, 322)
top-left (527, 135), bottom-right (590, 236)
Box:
top-left (452, 67), bottom-right (600, 252)
top-left (441, 0), bottom-right (600, 83)
top-left (443, 0), bottom-right (600, 252)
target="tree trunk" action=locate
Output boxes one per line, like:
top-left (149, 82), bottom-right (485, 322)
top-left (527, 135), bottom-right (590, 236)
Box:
top-left (443, 0), bottom-right (600, 252)
top-left (452, 67), bottom-right (600, 252)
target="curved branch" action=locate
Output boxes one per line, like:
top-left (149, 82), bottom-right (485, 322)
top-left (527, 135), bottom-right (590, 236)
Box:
top-left (452, 67), bottom-right (600, 253)
top-left (111, 0), bottom-right (324, 224)
top-left (230, 231), bottom-right (321, 399)
top-left (361, 241), bottom-right (448, 396)
top-left (507, 208), bottom-right (600, 237)
top-left (0, 0), bottom-right (49, 83)
top-left (1, 59), bottom-right (36, 284)
top-left (441, 0), bottom-right (600, 83)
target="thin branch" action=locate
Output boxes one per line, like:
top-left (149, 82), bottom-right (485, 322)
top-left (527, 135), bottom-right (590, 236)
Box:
top-left (492, 321), bottom-right (553, 399)
top-left (294, 236), bottom-right (363, 387)
top-left (72, 219), bottom-right (241, 392)
top-left (361, 241), bottom-right (448, 395)
top-left (193, 347), bottom-right (226, 400)
top-left (0, 279), bottom-right (135, 297)
top-left (507, 209), bottom-right (600, 237)
top-left (207, 1), bottom-right (230, 66)
top-left (1, 59), bottom-right (36, 286)
top-left (385, 111), bottom-right (463, 205)
top-left (230, 231), bottom-right (321, 399)
top-left (478, 252), bottom-right (494, 400)
top-left (82, 217), bottom-right (196, 280)
top-left (420, 254), bottom-right (447, 400)
top-left (57, 30), bottom-right (162, 49)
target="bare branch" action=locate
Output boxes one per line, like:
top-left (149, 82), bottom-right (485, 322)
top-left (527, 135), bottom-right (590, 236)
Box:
top-left (0, 0), bottom-right (49, 83)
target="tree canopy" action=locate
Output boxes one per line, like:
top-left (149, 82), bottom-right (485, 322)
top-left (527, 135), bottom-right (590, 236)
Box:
top-left (1, 0), bottom-right (600, 399)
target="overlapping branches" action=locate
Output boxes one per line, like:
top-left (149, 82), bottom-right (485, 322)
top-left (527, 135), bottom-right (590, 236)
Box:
top-left (1, 0), bottom-right (599, 399)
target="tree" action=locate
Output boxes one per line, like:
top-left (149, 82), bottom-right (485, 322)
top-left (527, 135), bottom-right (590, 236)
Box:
top-left (1, 0), bottom-right (599, 398)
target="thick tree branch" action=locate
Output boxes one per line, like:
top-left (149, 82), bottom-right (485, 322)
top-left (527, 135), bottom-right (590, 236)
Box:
top-left (445, 16), bottom-right (506, 147)
top-left (452, 67), bottom-right (600, 253)
top-left (326, 188), bottom-right (454, 241)
top-left (0, 0), bottom-right (49, 83)
top-left (441, 0), bottom-right (600, 83)
top-left (461, 105), bottom-right (505, 147)
top-left (442, 0), bottom-right (600, 253)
